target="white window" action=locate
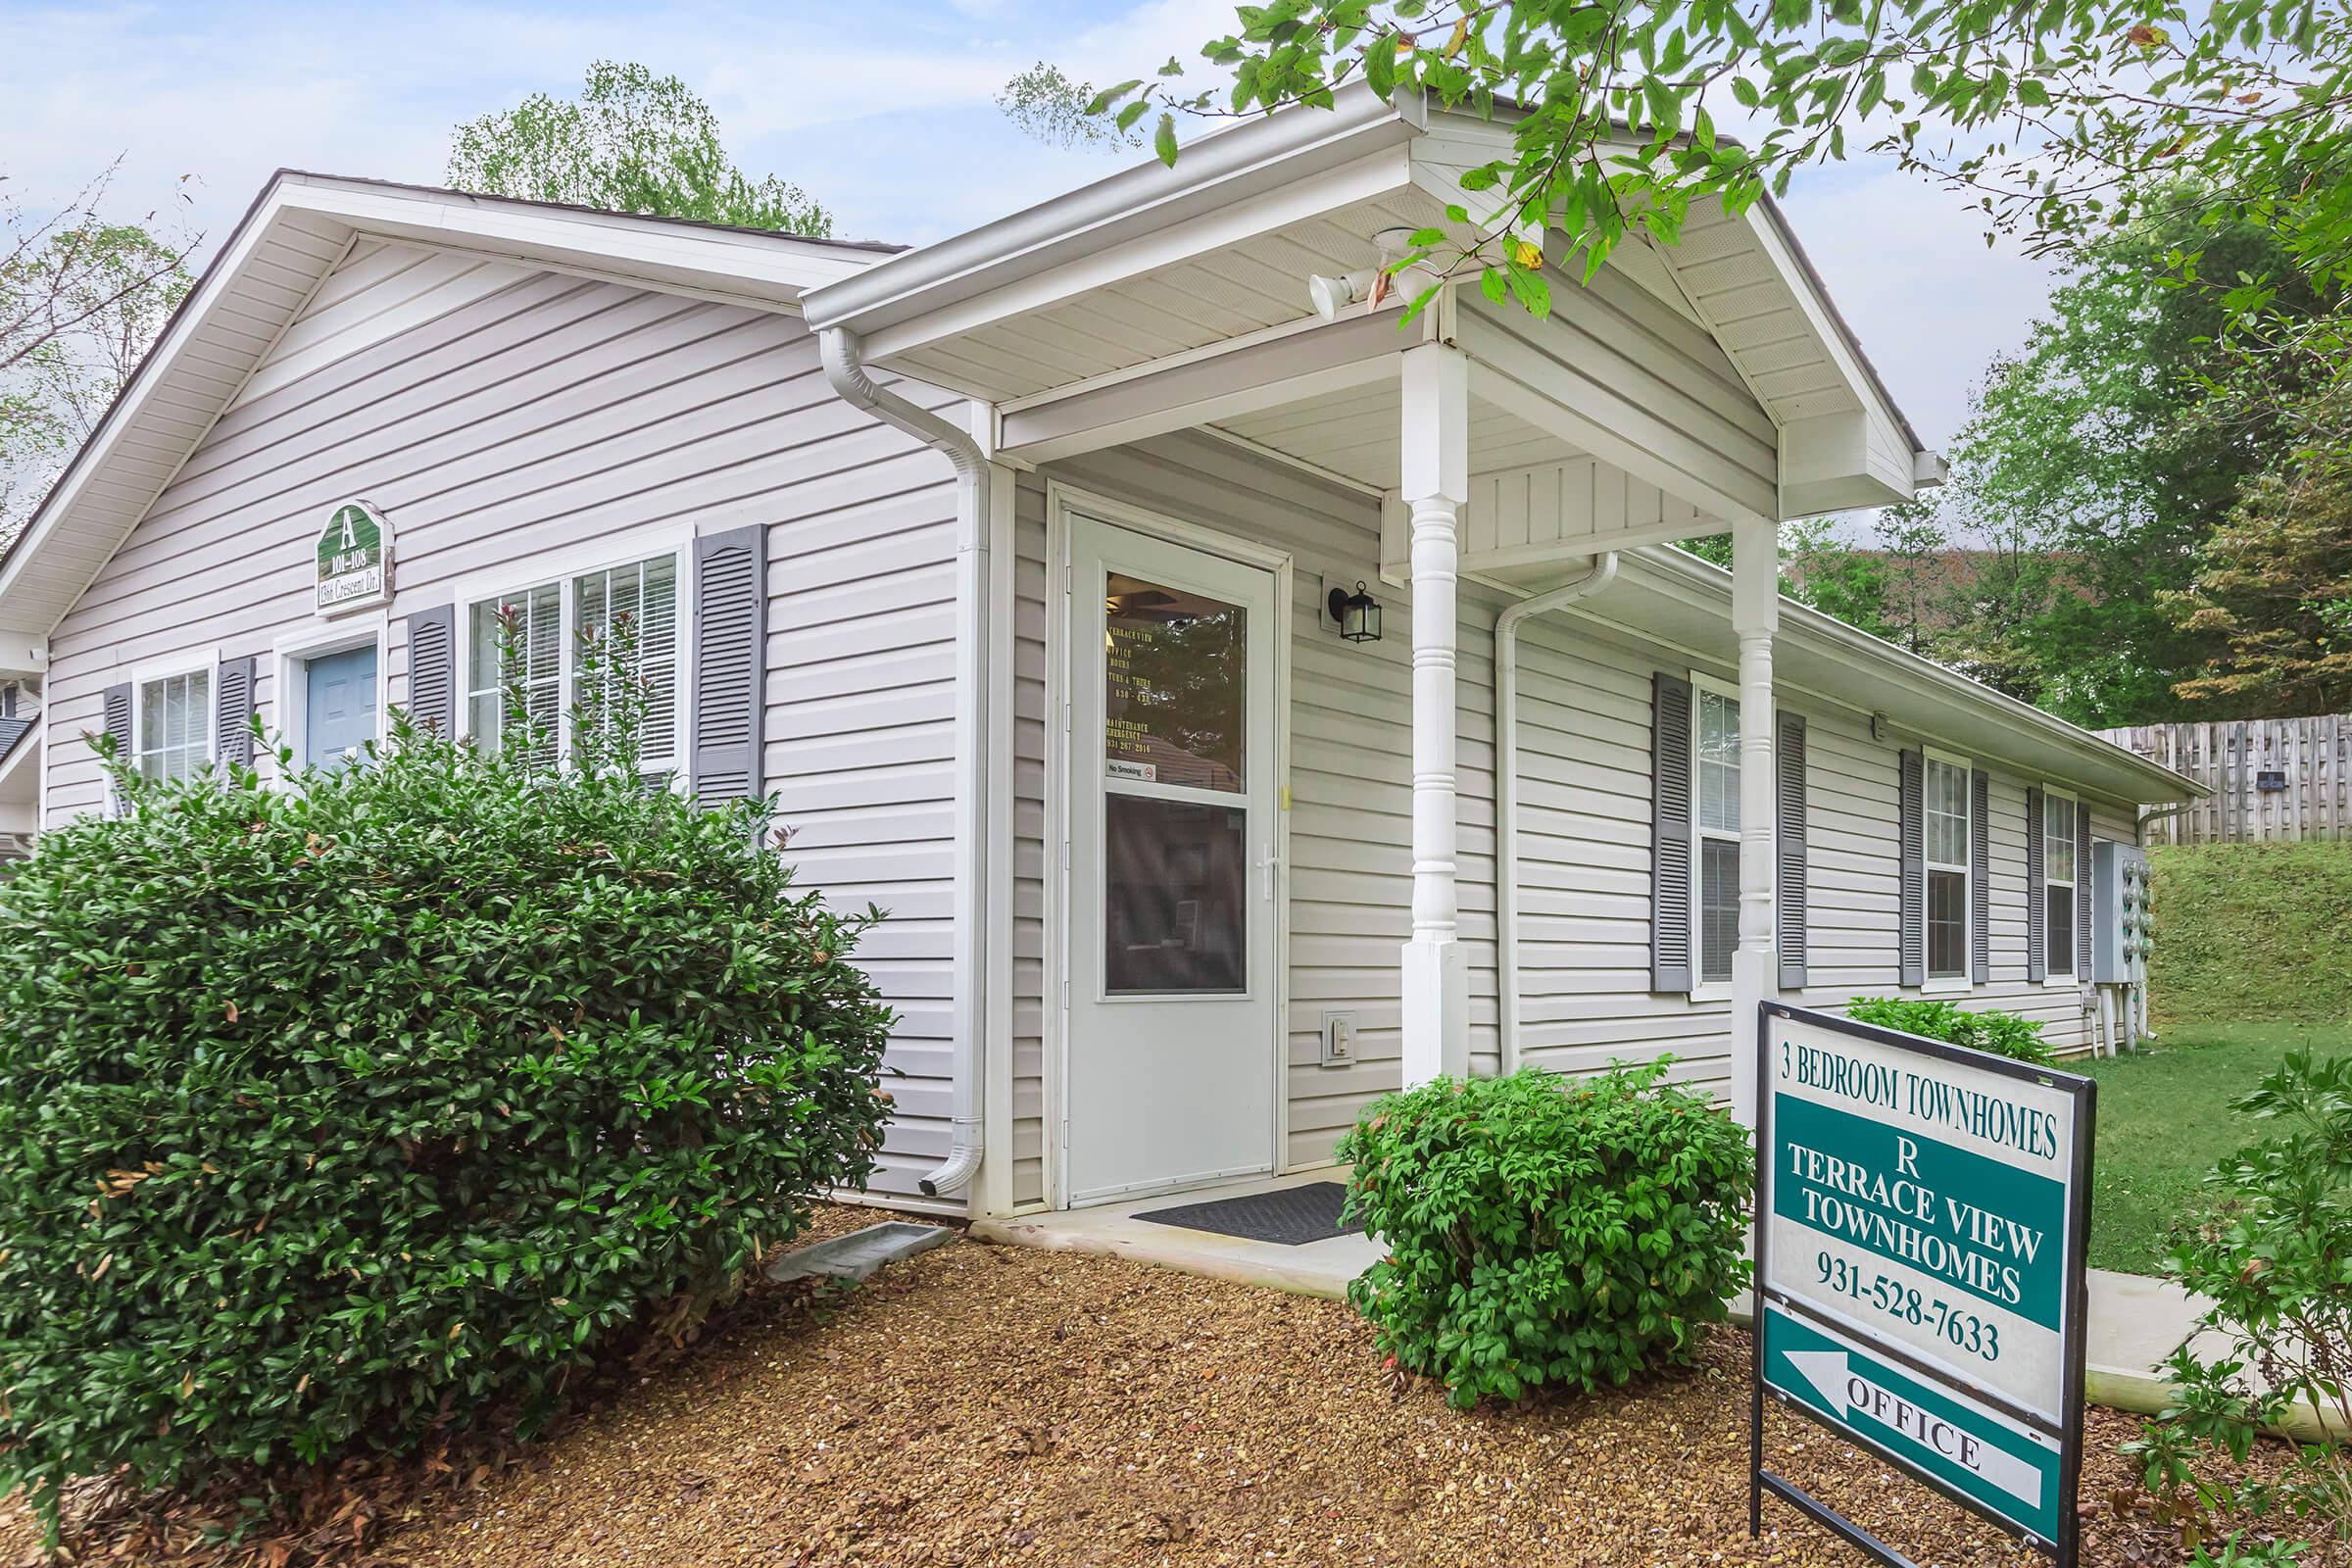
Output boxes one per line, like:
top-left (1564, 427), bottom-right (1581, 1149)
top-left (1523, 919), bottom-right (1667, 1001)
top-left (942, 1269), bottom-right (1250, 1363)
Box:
top-left (2043, 786), bottom-right (2078, 981)
top-left (1924, 752), bottom-right (1972, 985)
top-left (134, 667), bottom-right (212, 782)
top-left (1692, 677), bottom-right (1740, 992)
top-left (462, 548), bottom-right (683, 773)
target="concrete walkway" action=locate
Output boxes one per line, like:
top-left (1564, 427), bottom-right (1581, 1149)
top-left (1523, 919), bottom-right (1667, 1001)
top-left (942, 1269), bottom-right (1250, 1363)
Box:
top-left (974, 1173), bottom-right (2268, 1425)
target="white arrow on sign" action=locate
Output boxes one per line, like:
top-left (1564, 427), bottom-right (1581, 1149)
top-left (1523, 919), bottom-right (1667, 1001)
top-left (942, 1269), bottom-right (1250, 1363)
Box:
top-left (1785, 1350), bottom-right (2044, 1509)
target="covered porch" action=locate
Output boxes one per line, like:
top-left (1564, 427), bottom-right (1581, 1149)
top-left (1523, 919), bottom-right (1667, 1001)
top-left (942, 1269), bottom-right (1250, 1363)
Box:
top-left (801, 84), bottom-right (1937, 1219)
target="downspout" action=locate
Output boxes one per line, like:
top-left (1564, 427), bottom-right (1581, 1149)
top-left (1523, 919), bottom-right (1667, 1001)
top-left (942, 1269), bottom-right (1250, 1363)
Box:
top-left (819, 326), bottom-right (991, 1198)
top-left (1495, 553), bottom-right (1619, 1074)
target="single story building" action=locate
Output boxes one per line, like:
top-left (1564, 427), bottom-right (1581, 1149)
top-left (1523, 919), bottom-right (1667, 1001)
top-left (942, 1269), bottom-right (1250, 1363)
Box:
top-left (0, 87), bottom-right (2193, 1219)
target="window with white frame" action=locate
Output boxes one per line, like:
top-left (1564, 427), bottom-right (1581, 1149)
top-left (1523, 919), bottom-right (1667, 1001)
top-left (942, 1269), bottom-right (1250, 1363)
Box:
top-left (1692, 679), bottom-right (1740, 989)
top-left (2043, 787), bottom-right (2077, 979)
top-left (1924, 753), bottom-right (1972, 983)
top-left (463, 550), bottom-right (681, 772)
top-left (134, 668), bottom-right (212, 782)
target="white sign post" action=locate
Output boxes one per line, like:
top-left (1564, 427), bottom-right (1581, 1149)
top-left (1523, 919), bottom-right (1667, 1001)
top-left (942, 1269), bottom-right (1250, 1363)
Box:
top-left (1749, 1003), bottom-right (2094, 1567)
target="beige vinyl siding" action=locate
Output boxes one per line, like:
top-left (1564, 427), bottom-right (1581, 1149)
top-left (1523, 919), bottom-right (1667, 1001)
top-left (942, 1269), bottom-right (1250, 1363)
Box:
top-left (43, 243), bottom-right (963, 1204)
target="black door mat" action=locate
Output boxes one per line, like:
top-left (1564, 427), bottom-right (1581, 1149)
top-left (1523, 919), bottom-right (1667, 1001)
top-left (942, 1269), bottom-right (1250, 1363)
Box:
top-left (1134, 1181), bottom-right (1363, 1247)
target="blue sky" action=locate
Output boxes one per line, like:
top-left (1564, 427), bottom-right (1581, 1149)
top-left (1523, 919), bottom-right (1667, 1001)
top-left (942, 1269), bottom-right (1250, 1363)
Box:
top-left (0, 0), bottom-right (2056, 450)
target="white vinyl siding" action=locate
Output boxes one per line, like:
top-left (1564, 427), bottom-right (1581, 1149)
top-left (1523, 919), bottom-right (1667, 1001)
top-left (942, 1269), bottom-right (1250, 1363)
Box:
top-left (45, 244), bottom-right (961, 1210)
top-left (135, 667), bottom-right (212, 781)
top-left (1924, 752), bottom-right (1972, 986)
top-left (1691, 678), bottom-right (1740, 993)
top-left (2043, 786), bottom-right (2078, 981)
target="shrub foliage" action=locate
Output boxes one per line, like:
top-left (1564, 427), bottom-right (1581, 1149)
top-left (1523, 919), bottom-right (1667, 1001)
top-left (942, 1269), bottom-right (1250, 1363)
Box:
top-left (1846, 996), bottom-right (2056, 1064)
top-left (0, 637), bottom-right (893, 1527)
top-left (1338, 1062), bottom-right (1753, 1407)
top-left (2124, 1049), bottom-right (2352, 1558)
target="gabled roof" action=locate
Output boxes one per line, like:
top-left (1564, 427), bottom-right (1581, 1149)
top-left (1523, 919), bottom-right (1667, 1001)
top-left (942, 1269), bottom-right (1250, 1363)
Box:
top-left (0, 172), bottom-right (896, 640)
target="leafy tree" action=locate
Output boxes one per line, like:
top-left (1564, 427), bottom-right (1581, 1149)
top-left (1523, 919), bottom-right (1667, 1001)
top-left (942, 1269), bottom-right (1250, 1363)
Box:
top-left (447, 62), bottom-right (830, 236)
top-left (1675, 516), bottom-right (1898, 641)
top-left (1, 161), bottom-right (196, 539)
top-left (1091, 0), bottom-right (2352, 330)
top-left (2165, 377), bottom-right (2352, 712)
top-left (1000, 63), bottom-right (1146, 151)
top-left (1909, 195), bottom-right (2340, 723)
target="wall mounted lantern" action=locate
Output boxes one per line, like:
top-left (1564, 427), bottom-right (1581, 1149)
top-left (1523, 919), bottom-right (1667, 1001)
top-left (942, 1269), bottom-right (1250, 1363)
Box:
top-left (1328, 580), bottom-right (1382, 643)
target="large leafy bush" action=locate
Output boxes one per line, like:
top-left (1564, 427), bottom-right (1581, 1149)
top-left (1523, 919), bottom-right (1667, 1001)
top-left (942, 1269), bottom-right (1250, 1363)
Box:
top-left (1846, 995), bottom-right (2056, 1064)
top-left (1338, 1061), bottom-right (1752, 1407)
top-left (0, 628), bottom-right (893, 1530)
top-left (2124, 1049), bottom-right (2352, 1562)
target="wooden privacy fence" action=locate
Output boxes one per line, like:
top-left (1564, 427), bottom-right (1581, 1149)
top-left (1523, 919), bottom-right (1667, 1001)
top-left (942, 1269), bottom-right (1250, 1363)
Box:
top-left (2097, 713), bottom-right (2352, 844)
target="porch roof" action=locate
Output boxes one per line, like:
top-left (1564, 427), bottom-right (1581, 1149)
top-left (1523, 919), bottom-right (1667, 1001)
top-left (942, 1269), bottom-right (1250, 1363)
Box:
top-left (801, 85), bottom-right (1939, 521)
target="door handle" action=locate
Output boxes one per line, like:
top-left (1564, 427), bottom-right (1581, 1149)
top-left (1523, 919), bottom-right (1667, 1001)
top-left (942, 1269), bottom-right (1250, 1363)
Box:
top-left (1258, 844), bottom-right (1281, 902)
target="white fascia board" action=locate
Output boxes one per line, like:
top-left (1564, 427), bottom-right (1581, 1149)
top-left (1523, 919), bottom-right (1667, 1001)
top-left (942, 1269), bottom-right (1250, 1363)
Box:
top-left (1779, 411), bottom-right (1911, 516)
top-left (1621, 547), bottom-right (2203, 804)
top-left (275, 175), bottom-right (874, 314)
top-left (1743, 197), bottom-right (1927, 463)
top-left (804, 81), bottom-right (1426, 342)
top-left (0, 175), bottom-right (312, 629)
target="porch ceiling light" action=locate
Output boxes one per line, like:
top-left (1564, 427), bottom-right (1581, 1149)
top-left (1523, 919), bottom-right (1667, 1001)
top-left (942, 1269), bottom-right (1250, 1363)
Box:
top-left (1328, 580), bottom-right (1382, 643)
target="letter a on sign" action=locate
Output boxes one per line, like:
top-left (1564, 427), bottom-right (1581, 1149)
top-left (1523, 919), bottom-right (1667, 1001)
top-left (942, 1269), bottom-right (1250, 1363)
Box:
top-left (315, 498), bottom-right (393, 615)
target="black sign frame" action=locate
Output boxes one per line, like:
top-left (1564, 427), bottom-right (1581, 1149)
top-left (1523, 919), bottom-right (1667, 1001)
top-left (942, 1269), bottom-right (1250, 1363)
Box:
top-left (1748, 1001), bottom-right (2096, 1568)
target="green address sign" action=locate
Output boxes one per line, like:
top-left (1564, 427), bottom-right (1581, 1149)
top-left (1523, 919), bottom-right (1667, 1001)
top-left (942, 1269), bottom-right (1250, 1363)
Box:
top-left (1750, 1003), bottom-right (2094, 1567)
top-left (316, 499), bottom-right (392, 613)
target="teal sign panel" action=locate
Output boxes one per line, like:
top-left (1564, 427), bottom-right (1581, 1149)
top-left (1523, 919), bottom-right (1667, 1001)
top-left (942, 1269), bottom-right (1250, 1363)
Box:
top-left (1762, 1302), bottom-right (2063, 1544)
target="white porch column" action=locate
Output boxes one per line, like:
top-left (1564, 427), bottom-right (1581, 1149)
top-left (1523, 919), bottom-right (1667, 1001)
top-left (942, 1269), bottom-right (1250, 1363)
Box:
top-left (1730, 514), bottom-right (1779, 1130)
top-left (1399, 341), bottom-right (1470, 1086)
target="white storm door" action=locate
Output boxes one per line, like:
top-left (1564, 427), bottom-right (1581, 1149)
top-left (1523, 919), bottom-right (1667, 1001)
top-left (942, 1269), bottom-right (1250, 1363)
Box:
top-left (1064, 514), bottom-right (1279, 1206)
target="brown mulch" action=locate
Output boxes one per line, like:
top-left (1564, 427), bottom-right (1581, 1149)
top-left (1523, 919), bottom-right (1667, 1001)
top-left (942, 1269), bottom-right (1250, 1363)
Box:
top-left (2, 1206), bottom-right (2306, 1568)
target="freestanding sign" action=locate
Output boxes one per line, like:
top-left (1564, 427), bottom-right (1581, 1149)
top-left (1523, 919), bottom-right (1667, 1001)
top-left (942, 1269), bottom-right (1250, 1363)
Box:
top-left (1750, 1003), bottom-right (2094, 1567)
top-left (316, 500), bottom-right (393, 614)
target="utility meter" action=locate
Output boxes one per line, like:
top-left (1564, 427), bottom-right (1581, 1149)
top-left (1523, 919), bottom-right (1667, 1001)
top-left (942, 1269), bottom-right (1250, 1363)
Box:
top-left (2091, 841), bottom-right (2150, 987)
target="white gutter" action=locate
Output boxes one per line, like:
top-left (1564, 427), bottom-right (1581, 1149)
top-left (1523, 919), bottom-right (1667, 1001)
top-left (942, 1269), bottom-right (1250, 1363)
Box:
top-left (1495, 553), bottom-right (1619, 1073)
top-left (818, 326), bottom-right (993, 1198)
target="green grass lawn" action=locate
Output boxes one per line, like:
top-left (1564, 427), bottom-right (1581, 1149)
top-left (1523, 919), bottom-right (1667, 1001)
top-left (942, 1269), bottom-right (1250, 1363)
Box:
top-left (2081, 1021), bottom-right (2352, 1275)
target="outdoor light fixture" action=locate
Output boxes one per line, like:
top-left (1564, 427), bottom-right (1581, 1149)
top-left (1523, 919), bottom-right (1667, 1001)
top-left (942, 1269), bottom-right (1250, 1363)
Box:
top-left (1328, 580), bottom-right (1382, 643)
top-left (1306, 226), bottom-right (1420, 322)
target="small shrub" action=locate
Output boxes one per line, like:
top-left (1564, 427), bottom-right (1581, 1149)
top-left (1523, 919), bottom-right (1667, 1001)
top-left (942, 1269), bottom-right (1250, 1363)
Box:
top-left (1845, 996), bottom-right (2056, 1064)
top-left (1337, 1061), bottom-right (1753, 1408)
top-left (2121, 1050), bottom-right (2352, 1559)
top-left (0, 623), bottom-right (894, 1533)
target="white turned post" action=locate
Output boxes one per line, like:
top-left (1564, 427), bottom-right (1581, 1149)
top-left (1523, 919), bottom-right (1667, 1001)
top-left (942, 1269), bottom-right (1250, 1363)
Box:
top-left (1730, 514), bottom-right (1779, 1130)
top-left (1399, 342), bottom-right (1470, 1087)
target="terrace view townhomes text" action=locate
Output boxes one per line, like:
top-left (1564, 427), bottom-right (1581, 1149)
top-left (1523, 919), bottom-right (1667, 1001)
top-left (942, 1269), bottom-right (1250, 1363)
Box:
top-left (0, 87), bottom-right (2196, 1219)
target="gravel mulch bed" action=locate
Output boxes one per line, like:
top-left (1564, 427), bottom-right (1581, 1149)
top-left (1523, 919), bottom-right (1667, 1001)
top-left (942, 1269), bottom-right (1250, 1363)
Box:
top-left (348, 1207), bottom-right (2294, 1568)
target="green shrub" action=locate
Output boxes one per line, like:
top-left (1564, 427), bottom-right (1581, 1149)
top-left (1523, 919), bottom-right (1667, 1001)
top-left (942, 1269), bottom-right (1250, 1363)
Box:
top-left (0, 633), bottom-right (894, 1531)
top-left (1845, 996), bottom-right (2056, 1064)
top-left (2122, 1050), bottom-right (2352, 1558)
top-left (1337, 1061), bottom-right (1753, 1408)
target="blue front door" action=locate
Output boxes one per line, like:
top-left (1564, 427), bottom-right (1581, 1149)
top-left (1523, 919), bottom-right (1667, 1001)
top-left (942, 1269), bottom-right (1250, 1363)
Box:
top-left (304, 644), bottom-right (378, 769)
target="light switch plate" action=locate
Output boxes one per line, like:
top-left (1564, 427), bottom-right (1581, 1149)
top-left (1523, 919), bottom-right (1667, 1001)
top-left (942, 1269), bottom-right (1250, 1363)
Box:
top-left (1320, 1008), bottom-right (1356, 1066)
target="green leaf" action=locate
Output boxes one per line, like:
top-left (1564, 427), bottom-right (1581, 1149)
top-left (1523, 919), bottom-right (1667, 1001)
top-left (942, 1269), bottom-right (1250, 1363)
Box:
top-left (1153, 111), bottom-right (1180, 167)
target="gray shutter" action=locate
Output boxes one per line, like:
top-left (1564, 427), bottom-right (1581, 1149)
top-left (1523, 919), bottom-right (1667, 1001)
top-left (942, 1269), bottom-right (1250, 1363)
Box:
top-left (1971, 767), bottom-right (1991, 985)
top-left (692, 524), bottom-right (766, 806)
top-left (1899, 749), bottom-right (1925, 988)
top-left (103, 681), bottom-right (133, 815)
top-left (1776, 710), bottom-right (1808, 991)
top-left (2025, 785), bottom-right (2047, 983)
top-left (215, 656), bottom-right (257, 769)
top-left (2076, 802), bottom-right (2093, 976)
top-left (1650, 671), bottom-right (1693, 994)
top-left (405, 603), bottom-right (456, 738)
